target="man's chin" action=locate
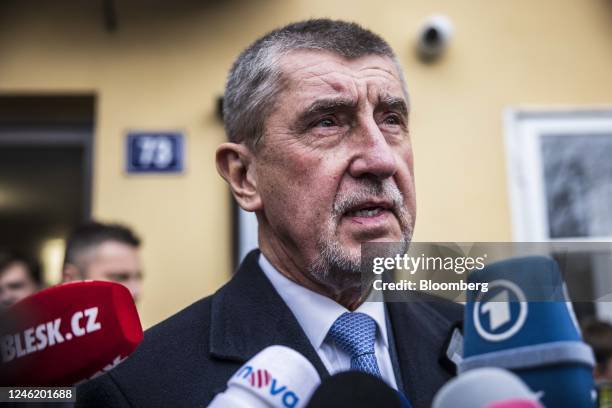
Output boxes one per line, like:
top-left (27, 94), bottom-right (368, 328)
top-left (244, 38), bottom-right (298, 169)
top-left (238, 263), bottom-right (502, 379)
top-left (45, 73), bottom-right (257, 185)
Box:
top-left (338, 217), bottom-right (405, 241)
top-left (327, 242), bottom-right (360, 261)
top-left (338, 233), bottom-right (405, 250)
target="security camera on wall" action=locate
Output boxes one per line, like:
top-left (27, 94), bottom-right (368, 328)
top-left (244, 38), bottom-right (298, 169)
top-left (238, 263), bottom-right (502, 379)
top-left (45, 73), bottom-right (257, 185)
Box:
top-left (416, 14), bottom-right (454, 62)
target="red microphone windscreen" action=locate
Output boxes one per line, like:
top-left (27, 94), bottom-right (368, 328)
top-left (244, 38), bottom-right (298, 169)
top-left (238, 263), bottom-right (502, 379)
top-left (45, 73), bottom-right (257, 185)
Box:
top-left (0, 281), bottom-right (143, 386)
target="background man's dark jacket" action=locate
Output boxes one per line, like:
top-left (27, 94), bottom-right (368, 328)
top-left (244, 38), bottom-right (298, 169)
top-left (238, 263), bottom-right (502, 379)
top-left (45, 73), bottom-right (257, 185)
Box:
top-left (76, 250), bottom-right (463, 407)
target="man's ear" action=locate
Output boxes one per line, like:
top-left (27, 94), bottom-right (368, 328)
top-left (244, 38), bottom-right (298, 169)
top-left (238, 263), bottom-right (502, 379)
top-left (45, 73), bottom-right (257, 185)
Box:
top-left (216, 142), bottom-right (262, 212)
top-left (62, 264), bottom-right (81, 282)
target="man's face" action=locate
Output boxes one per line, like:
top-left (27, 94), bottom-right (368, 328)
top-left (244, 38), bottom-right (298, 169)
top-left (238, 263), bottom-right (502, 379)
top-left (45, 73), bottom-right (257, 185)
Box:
top-left (83, 241), bottom-right (143, 303)
top-left (255, 50), bottom-right (416, 291)
top-left (0, 262), bottom-right (39, 308)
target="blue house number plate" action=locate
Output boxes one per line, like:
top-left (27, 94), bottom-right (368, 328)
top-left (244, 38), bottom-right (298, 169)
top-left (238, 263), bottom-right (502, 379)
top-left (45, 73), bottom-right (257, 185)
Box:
top-left (126, 132), bottom-right (184, 173)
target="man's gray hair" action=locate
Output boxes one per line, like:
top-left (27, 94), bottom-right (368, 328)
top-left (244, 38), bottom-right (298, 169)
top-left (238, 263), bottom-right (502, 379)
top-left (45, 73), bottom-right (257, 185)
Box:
top-left (223, 19), bottom-right (408, 148)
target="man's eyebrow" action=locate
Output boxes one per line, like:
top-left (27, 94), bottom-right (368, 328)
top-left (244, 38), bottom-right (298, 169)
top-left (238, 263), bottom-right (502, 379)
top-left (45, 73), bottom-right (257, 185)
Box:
top-left (378, 94), bottom-right (409, 118)
top-left (295, 97), bottom-right (357, 122)
top-left (292, 97), bottom-right (357, 133)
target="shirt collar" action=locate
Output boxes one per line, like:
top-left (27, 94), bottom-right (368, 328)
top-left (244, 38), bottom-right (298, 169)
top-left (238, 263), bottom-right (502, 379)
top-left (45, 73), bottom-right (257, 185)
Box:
top-left (259, 253), bottom-right (389, 350)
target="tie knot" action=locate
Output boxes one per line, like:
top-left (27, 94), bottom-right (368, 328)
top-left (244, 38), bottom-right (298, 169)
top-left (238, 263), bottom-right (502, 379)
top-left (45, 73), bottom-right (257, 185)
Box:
top-left (327, 312), bottom-right (378, 358)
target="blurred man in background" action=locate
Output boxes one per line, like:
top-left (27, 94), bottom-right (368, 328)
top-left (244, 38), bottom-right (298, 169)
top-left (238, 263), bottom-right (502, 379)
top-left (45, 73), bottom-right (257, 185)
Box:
top-left (62, 221), bottom-right (143, 304)
top-left (582, 319), bottom-right (612, 383)
top-left (0, 251), bottom-right (42, 308)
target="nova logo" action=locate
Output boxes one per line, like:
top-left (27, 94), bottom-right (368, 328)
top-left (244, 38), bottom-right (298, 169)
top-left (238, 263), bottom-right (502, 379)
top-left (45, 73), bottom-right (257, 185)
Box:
top-left (473, 280), bottom-right (528, 342)
top-left (235, 365), bottom-right (300, 408)
top-left (248, 369), bottom-right (271, 388)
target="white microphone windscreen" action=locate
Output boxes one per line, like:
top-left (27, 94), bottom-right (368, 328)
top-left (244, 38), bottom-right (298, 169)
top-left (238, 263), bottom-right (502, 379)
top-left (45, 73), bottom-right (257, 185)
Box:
top-left (432, 368), bottom-right (541, 408)
top-left (208, 345), bottom-right (320, 408)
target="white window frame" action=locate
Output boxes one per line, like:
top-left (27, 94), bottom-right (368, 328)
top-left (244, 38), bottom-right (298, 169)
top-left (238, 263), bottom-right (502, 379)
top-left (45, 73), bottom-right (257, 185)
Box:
top-left (504, 107), bottom-right (612, 242)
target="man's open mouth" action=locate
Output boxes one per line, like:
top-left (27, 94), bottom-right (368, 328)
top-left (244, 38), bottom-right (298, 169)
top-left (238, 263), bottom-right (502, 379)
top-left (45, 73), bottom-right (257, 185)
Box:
top-left (343, 201), bottom-right (394, 218)
top-left (348, 207), bottom-right (386, 217)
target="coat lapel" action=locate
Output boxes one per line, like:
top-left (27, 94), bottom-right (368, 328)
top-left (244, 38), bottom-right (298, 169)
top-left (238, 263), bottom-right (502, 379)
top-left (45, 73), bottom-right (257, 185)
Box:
top-left (386, 296), bottom-right (459, 408)
top-left (209, 250), bottom-right (329, 379)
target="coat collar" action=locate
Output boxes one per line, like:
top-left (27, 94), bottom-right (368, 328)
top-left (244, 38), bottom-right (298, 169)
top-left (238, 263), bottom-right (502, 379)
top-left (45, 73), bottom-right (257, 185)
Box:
top-left (209, 249), bottom-right (329, 378)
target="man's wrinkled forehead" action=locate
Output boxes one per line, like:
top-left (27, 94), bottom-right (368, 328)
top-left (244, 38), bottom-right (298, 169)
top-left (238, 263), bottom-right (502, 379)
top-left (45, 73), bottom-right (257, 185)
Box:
top-left (277, 49), bottom-right (409, 110)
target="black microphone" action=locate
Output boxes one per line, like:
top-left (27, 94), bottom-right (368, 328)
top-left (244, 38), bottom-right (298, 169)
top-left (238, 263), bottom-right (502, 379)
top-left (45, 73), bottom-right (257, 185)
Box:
top-left (306, 371), bottom-right (407, 408)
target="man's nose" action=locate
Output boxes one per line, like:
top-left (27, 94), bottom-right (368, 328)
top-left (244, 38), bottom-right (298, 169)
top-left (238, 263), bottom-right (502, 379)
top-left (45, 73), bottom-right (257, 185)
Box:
top-left (348, 119), bottom-right (398, 180)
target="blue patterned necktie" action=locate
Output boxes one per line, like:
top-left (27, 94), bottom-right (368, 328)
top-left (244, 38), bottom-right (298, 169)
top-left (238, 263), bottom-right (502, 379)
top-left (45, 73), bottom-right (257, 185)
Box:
top-left (327, 312), bottom-right (382, 378)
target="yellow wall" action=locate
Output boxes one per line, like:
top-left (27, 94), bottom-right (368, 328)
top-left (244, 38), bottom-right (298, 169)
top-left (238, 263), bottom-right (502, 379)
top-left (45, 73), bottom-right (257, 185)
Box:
top-left (1, 0), bottom-right (611, 327)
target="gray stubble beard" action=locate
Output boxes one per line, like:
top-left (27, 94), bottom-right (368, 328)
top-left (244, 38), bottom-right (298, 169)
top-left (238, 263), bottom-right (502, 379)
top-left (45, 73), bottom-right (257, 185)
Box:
top-left (307, 179), bottom-right (413, 296)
